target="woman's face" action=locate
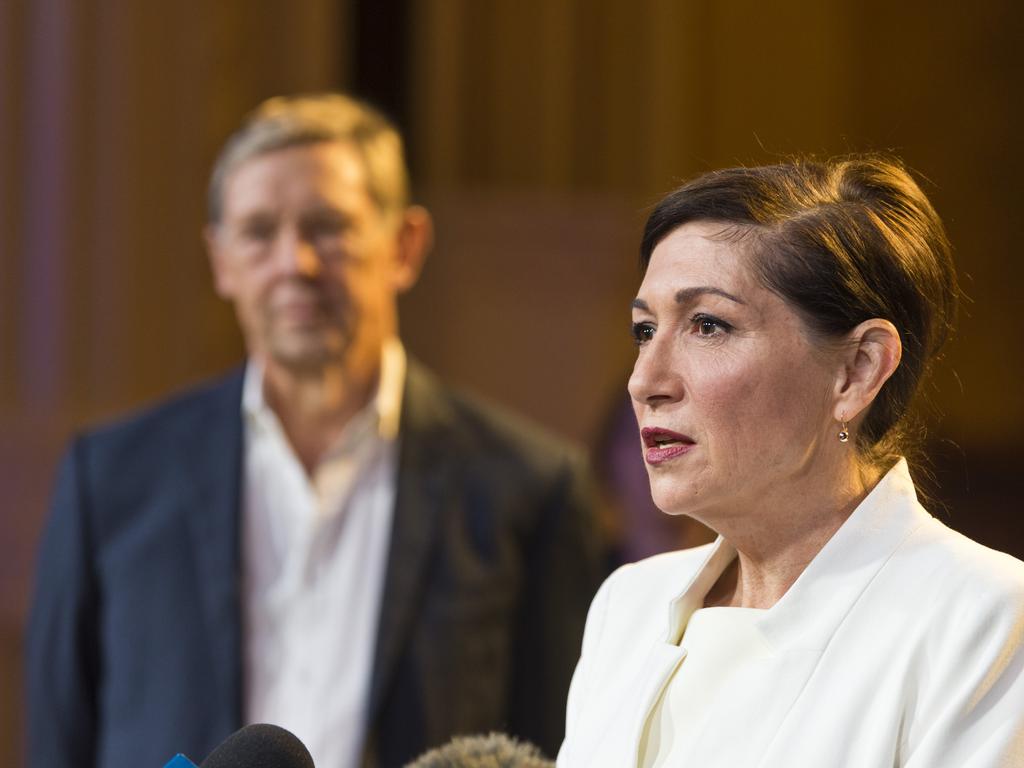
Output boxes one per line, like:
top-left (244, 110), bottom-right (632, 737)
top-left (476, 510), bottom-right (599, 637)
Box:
top-left (628, 221), bottom-right (839, 524)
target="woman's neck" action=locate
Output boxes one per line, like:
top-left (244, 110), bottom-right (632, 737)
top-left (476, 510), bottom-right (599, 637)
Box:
top-left (704, 461), bottom-right (883, 610)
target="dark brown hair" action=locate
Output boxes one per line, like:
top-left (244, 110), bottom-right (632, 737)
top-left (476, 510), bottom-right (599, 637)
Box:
top-left (640, 156), bottom-right (959, 465)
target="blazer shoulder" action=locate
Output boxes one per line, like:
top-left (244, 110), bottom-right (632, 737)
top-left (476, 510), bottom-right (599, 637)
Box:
top-left (76, 368), bottom-right (245, 458)
top-left (597, 544), bottom-right (717, 623)
top-left (608, 544), bottom-right (715, 590)
top-left (910, 515), bottom-right (1024, 608)
top-left (874, 513), bottom-right (1024, 668)
top-left (404, 360), bottom-right (584, 473)
top-left (59, 369), bottom-right (246, 517)
top-left (570, 545), bottom-right (716, 711)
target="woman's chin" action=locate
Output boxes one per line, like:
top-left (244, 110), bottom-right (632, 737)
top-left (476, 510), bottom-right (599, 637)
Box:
top-left (649, 477), bottom-right (699, 514)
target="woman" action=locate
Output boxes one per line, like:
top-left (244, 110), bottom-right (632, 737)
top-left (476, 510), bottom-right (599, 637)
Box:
top-left (558, 156), bottom-right (1024, 767)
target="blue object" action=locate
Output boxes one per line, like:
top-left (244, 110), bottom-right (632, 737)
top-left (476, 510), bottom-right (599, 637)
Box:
top-left (163, 755), bottom-right (198, 768)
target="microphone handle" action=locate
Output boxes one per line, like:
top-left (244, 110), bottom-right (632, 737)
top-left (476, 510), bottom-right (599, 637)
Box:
top-left (163, 755), bottom-right (199, 768)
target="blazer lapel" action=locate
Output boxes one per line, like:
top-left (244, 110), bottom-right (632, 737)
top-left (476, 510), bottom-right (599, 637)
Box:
top-left (747, 460), bottom-right (930, 765)
top-left (365, 361), bottom-right (451, 721)
top-left (756, 459), bottom-right (928, 653)
top-left (180, 370), bottom-right (245, 728)
top-left (621, 644), bottom-right (687, 765)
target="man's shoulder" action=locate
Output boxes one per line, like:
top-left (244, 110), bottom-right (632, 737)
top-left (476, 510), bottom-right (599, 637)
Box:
top-left (48, 368), bottom-right (244, 543)
top-left (75, 367), bottom-right (245, 460)
top-left (403, 360), bottom-right (583, 472)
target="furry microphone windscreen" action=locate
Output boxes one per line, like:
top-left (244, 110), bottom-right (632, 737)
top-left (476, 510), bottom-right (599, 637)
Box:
top-left (404, 733), bottom-right (554, 768)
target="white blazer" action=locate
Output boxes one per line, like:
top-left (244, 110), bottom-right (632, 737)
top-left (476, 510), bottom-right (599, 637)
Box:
top-left (558, 460), bottom-right (1024, 767)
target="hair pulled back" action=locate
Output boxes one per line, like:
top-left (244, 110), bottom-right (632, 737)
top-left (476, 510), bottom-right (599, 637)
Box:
top-left (640, 156), bottom-right (959, 465)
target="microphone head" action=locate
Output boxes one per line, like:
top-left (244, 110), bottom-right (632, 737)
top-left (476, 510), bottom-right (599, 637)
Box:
top-left (200, 723), bottom-right (314, 768)
top-left (404, 733), bottom-right (553, 768)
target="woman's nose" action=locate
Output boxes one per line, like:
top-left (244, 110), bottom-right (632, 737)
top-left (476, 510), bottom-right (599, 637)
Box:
top-left (628, 341), bottom-right (684, 408)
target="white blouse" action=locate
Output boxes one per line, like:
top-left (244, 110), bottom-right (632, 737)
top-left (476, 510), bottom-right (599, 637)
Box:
top-left (639, 607), bottom-right (767, 768)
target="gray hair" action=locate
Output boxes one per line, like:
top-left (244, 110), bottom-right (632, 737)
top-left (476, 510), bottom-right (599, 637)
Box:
top-left (207, 92), bottom-right (409, 223)
top-left (404, 733), bottom-right (554, 768)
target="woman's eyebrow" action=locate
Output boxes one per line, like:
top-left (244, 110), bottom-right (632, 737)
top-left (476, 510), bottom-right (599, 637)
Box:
top-left (675, 286), bottom-right (746, 305)
top-left (631, 286), bottom-right (746, 312)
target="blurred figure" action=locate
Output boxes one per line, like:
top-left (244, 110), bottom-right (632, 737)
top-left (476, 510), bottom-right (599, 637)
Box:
top-left (27, 93), bottom-right (604, 768)
top-left (559, 157), bottom-right (1024, 767)
top-left (405, 733), bottom-right (553, 768)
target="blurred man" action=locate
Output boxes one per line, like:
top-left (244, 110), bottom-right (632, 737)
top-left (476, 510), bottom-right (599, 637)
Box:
top-left (27, 93), bottom-right (603, 768)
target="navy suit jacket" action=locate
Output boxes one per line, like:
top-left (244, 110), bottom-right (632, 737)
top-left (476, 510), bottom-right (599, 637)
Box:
top-left (27, 361), bottom-right (603, 768)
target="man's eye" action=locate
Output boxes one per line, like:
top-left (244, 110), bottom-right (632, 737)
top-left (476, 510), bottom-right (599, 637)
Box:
top-left (305, 219), bottom-right (346, 240)
top-left (301, 208), bottom-right (352, 239)
top-left (240, 222), bottom-right (275, 241)
top-left (631, 322), bottom-right (655, 346)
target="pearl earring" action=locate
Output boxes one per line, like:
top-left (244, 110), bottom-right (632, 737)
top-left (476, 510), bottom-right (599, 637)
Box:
top-left (838, 414), bottom-right (850, 443)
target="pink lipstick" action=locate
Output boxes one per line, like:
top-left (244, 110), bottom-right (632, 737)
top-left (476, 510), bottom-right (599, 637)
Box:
top-left (640, 427), bottom-right (695, 465)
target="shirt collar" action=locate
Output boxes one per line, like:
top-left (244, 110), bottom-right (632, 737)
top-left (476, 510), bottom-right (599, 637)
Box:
top-left (242, 338), bottom-right (407, 445)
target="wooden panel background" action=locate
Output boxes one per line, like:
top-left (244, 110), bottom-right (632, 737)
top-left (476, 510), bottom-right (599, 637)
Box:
top-left (2, 0), bottom-right (1021, 762)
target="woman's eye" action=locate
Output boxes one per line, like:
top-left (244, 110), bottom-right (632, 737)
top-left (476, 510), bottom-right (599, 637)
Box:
top-left (691, 314), bottom-right (731, 337)
top-left (631, 322), bottom-right (655, 346)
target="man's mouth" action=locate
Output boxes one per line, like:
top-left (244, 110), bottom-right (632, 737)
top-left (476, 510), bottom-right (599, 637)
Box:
top-left (273, 297), bottom-right (329, 326)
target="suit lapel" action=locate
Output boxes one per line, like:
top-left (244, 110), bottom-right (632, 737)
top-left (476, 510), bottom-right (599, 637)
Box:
top-left (621, 644), bottom-right (686, 765)
top-left (180, 369), bottom-right (246, 728)
top-left (366, 361), bottom-right (451, 722)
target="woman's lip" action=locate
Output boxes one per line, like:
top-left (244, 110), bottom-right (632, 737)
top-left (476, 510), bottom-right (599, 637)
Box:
top-left (644, 442), bottom-right (695, 465)
top-left (640, 427), bottom-right (694, 446)
top-left (640, 427), bottom-right (696, 465)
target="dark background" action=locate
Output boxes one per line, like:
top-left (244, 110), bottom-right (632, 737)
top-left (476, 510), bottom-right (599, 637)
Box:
top-left (2, 1), bottom-right (1022, 762)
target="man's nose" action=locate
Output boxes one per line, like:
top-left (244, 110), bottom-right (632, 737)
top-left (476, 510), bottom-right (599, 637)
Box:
top-left (275, 230), bottom-right (321, 278)
top-left (628, 339), bottom-right (684, 408)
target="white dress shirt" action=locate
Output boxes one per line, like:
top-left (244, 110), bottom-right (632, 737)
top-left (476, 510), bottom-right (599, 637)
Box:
top-left (241, 340), bottom-right (405, 768)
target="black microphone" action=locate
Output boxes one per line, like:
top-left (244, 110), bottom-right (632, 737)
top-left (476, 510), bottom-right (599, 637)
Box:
top-left (197, 723), bottom-right (314, 768)
top-left (161, 729), bottom-right (313, 768)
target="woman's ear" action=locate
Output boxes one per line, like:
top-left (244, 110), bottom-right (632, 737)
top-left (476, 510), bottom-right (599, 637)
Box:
top-left (833, 319), bottom-right (902, 423)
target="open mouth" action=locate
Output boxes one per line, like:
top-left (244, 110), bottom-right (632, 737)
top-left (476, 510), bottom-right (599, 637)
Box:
top-left (640, 427), bottom-right (695, 464)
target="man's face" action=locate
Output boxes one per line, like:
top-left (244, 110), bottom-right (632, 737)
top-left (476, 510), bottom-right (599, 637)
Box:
top-left (208, 141), bottom-right (414, 377)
